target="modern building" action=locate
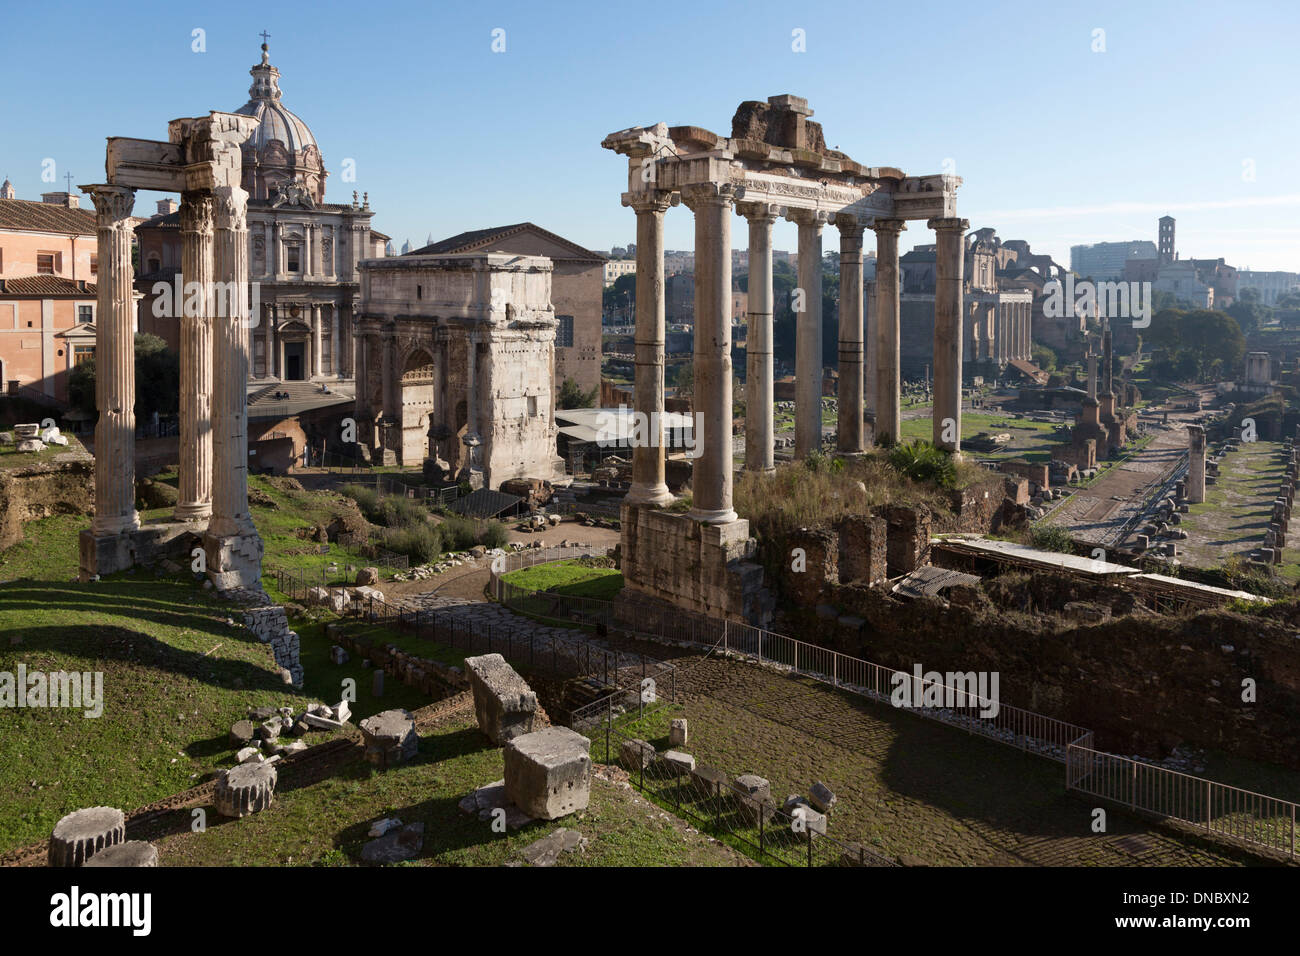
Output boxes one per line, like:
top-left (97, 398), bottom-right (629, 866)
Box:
top-left (1070, 240), bottom-right (1159, 280)
top-left (1236, 270), bottom-right (1300, 305)
top-left (603, 258), bottom-right (636, 285)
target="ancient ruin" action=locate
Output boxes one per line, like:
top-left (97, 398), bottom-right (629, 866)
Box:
top-left (603, 95), bottom-right (963, 622)
top-left (353, 253), bottom-right (565, 484)
top-left (79, 112), bottom-right (264, 591)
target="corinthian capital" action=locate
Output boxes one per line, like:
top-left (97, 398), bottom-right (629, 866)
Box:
top-left (179, 192), bottom-right (215, 236)
top-left (83, 184), bottom-right (136, 226)
top-left (870, 217), bottom-right (907, 236)
top-left (735, 201), bottom-right (785, 223)
top-left (785, 207), bottom-right (830, 227)
top-left (211, 185), bottom-right (249, 232)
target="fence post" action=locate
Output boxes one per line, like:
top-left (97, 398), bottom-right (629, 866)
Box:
top-left (1130, 762), bottom-right (1137, 811)
top-left (1205, 780), bottom-right (1212, 832)
top-left (723, 620), bottom-right (728, 656)
top-left (605, 695), bottom-right (612, 767)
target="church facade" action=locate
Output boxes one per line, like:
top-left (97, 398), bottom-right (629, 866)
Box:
top-left (134, 42), bottom-right (388, 387)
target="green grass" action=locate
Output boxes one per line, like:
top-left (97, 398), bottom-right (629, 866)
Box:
top-left (899, 411), bottom-right (1061, 462)
top-left (502, 559), bottom-right (624, 602)
top-left (154, 711), bottom-right (747, 867)
top-left (0, 575), bottom-right (341, 853)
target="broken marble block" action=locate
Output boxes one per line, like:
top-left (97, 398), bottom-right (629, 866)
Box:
top-left (782, 796), bottom-right (829, 838)
top-left (619, 738), bottom-right (656, 772)
top-left (48, 806), bottom-right (125, 867)
top-left (503, 727), bottom-right (591, 821)
top-left (82, 840), bottom-right (158, 868)
top-left (360, 822), bottom-right (424, 864)
top-left (669, 718), bottom-right (688, 747)
top-left (457, 779), bottom-right (534, 830)
top-left (359, 708), bottom-right (419, 767)
top-left (661, 750), bottom-right (696, 776)
top-left (733, 774), bottom-right (775, 825)
top-left (214, 761), bottom-right (277, 818)
top-left (808, 780), bottom-right (837, 813)
top-left (465, 653), bottom-right (539, 745)
top-left (330, 645), bottom-right (349, 665)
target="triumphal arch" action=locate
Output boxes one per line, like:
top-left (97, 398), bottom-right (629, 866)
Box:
top-left (603, 95), bottom-right (965, 623)
top-left (79, 111), bottom-right (264, 592)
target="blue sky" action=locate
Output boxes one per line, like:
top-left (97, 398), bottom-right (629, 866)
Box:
top-left (4, 0), bottom-right (1298, 270)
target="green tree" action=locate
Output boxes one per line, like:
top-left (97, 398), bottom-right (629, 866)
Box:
top-left (557, 376), bottom-right (599, 409)
top-left (66, 333), bottom-right (180, 421)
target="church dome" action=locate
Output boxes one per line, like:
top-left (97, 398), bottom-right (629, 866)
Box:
top-left (233, 42), bottom-right (327, 204)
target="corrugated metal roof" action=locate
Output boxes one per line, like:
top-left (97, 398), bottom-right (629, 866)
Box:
top-left (893, 565), bottom-right (982, 600)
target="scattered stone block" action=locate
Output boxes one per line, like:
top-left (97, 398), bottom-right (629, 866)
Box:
top-left (235, 746), bottom-right (262, 763)
top-left (808, 781), bottom-right (837, 813)
top-left (368, 817), bottom-right (403, 838)
top-left (302, 711), bottom-right (344, 731)
top-left (457, 779), bottom-right (534, 830)
top-left (733, 774), bottom-right (775, 825)
top-left (229, 720), bottom-right (255, 747)
top-left (330, 645), bottom-right (349, 665)
top-left (669, 718), bottom-right (688, 746)
top-left (372, 669), bottom-right (385, 697)
top-left (48, 807), bottom-right (125, 867)
top-left (520, 828), bottom-right (585, 866)
top-left (360, 822), bottom-right (424, 864)
top-left (333, 700), bottom-right (351, 724)
top-left (258, 719), bottom-right (280, 742)
top-left (662, 750), bottom-right (696, 775)
top-left (619, 738), bottom-right (656, 772)
top-left (279, 740), bottom-right (308, 756)
top-left (465, 653), bottom-right (539, 745)
top-left (690, 765), bottom-right (729, 797)
top-left (504, 727), bottom-right (592, 820)
top-left (82, 840), bottom-right (158, 868)
top-left (359, 708), bottom-right (419, 767)
top-left (213, 761), bottom-right (277, 818)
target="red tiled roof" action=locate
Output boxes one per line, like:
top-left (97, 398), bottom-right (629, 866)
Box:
top-left (0, 276), bottom-right (96, 296)
top-left (0, 198), bottom-right (95, 236)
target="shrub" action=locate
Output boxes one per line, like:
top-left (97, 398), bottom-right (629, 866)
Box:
top-left (379, 495), bottom-right (426, 529)
top-left (1029, 524), bottom-right (1075, 554)
top-left (440, 514), bottom-right (477, 551)
top-left (887, 441), bottom-right (958, 489)
top-left (382, 523), bottom-right (443, 564)
top-left (480, 520), bottom-right (509, 549)
top-left (340, 483), bottom-right (381, 521)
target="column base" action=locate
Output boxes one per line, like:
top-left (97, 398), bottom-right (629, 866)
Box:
top-left (686, 507), bottom-right (739, 525)
top-left (173, 503), bottom-right (213, 523)
top-left (203, 530), bottom-right (265, 593)
top-left (624, 482), bottom-right (675, 508)
top-left (79, 528), bottom-right (136, 580)
top-left (456, 468), bottom-right (484, 491)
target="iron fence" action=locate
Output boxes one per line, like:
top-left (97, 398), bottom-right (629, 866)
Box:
top-left (335, 530), bottom-right (411, 570)
top-left (1067, 744), bottom-right (1297, 860)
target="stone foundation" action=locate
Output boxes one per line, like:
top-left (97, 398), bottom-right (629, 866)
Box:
top-left (618, 503), bottom-right (773, 625)
top-left (203, 529), bottom-right (265, 592)
top-left (79, 520), bottom-right (205, 580)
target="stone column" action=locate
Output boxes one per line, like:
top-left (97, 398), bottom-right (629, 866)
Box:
top-left (84, 185), bottom-right (139, 544)
top-left (381, 328), bottom-right (397, 464)
top-left (353, 325), bottom-right (370, 432)
top-left (624, 192), bottom-right (676, 506)
top-left (175, 192), bottom-right (214, 522)
top-left (330, 305), bottom-right (339, 377)
top-left (1087, 355), bottom-right (1098, 399)
top-left (835, 214), bottom-right (866, 454)
top-left (1023, 300), bottom-right (1032, 357)
top-left (1187, 424), bottom-right (1207, 504)
top-left (311, 304), bottom-right (323, 379)
top-left (268, 304), bottom-right (278, 379)
top-left (682, 182), bottom-right (737, 524)
top-left (930, 218), bottom-right (967, 454)
top-left (203, 184), bottom-right (263, 590)
top-left (738, 202), bottom-right (779, 473)
top-left (871, 219), bottom-right (905, 445)
top-left (864, 279), bottom-right (877, 427)
top-left (789, 209), bottom-right (825, 458)
top-left (1102, 324), bottom-right (1113, 396)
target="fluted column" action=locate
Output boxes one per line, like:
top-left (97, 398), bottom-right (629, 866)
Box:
top-left (267, 304), bottom-right (278, 379)
top-left (681, 182), bottom-right (737, 524)
top-left (871, 219), bottom-right (905, 445)
top-left (86, 185), bottom-right (139, 537)
top-left (1023, 300), bottom-right (1032, 358)
top-left (175, 192), bottom-right (214, 521)
top-left (931, 217), bottom-right (968, 454)
top-left (329, 305), bottom-right (339, 377)
top-left (207, 184), bottom-right (255, 538)
top-left (624, 191), bottom-right (676, 506)
top-left (737, 202), bottom-right (779, 474)
top-left (789, 209), bottom-right (826, 458)
top-left (381, 328), bottom-right (397, 461)
top-left (835, 215), bottom-right (866, 454)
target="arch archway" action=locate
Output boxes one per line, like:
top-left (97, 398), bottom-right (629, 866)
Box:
top-left (398, 347), bottom-right (436, 465)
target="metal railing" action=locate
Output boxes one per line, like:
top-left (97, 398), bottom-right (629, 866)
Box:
top-left (1067, 744), bottom-right (1296, 860)
top-left (334, 530), bottom-right (411, 570)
